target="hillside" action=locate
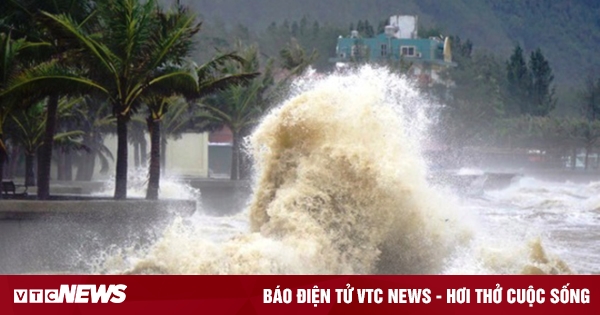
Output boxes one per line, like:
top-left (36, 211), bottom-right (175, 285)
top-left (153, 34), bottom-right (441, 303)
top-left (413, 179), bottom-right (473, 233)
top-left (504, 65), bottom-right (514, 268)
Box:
top-left (169, 0), bottom-right (600, 86)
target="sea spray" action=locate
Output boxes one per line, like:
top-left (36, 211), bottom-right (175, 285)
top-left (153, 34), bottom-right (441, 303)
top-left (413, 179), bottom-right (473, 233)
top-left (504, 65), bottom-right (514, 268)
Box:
top-left (93, 167), bottom-right (202, 203)
top-left (247, 66), bottom-right (471, 273)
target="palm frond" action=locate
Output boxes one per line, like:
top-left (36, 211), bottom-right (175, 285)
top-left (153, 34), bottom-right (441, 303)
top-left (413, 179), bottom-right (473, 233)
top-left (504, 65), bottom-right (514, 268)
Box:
top-left (196, 52), bottom-right (247, 81)
top-left (40, 11), bottom-right (118, 76)
top-left (279, 37), bottom-right (319, 75)
top-left (148, 3), bottom-right (200, 71)
top-left (54, 131), bottom-right (89, 153)
top-left (54, 129), bottom-right (84, 141)
top-left (1, 60), bottom-right (107, 102)
top-left (197, 72), bottom-right (260, 99)
top-left (134, 66), bottom-right (198, 107)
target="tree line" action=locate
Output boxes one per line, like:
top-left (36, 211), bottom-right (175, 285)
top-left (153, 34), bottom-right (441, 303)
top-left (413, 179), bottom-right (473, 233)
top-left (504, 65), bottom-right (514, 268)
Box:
top-left (428, 35), bottom-right (600, 170)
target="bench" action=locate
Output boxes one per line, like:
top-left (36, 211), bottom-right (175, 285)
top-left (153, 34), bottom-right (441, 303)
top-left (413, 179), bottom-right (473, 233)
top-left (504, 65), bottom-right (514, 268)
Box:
top-left (2, 180), bottom-right (28, 198)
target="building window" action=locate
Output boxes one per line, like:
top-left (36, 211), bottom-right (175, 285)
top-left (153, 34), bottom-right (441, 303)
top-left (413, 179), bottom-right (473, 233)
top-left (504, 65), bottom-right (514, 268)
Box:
top-left (381, 44), bottom-right (387, 56)
top-left (401, 46), bottom-right (416, 57)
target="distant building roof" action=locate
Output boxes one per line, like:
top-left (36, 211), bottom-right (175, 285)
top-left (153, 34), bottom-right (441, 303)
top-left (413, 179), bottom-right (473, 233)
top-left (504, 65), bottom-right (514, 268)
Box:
top-left (330, 15), bottom-right (456, 69)
top-left (331, 34), bottom-right (455, 67)
top-left (209, 126), bottom-right (232, 144)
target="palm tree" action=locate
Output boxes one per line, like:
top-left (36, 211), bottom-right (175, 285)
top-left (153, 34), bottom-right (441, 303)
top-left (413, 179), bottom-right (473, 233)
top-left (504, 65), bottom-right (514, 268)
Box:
top-left (8, 97), bottom-right (84, 186)
top-left (129, 114), bottom-right (148, 170)
top-left (144, 52), bottom-right (259, 199)
top-left (1, 0), bottom-right (96, 199)
top-left (0, 32), bottom-right (50, 198)
top-left (197, 46), bottom-right (275, 180)
top-left (198, 42), bottom-right (315, 180)
top-left (145, 96), bottom-right (177, 200)
top-left (279, 38), bottom-right (319, 75)
top-left (72, 97), bottom-right (115, 181)
top-left (0, 33), bottom-right (23, 190)
top-left (8, 100), bottom-right (45, 186)
top-left (15, 0), bottom-right (201, 199)
top-left (1, 49), bottom-right (106, 197)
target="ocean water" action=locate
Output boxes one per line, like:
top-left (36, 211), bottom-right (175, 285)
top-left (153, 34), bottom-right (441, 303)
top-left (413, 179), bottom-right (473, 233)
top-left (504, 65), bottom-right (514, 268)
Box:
top-left (472, 177), bottom-right (600, 274)
top-left (96, 66), bottom-right (597, 275)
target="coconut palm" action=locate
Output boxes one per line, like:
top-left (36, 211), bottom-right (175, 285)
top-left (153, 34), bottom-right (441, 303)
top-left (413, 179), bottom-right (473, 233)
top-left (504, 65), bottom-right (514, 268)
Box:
top-left (144, 52), bottom-right (259, 199)
top-left (198, 42), bottom-right (316, 180)
top-left (1, 48), bottom-right (107, 198)
top-left (129, 114), bottom-right (148, 170)
top-left (0, 0), bottom-right (97, 199)
top-left (0, 32), bottom-right (51, 198)
top-left (8, 100), bottom-right (46, 186)
top-left (8, 97), bottom-right (85, 186)
top-left (279, 37), bottom-right (319, 75)
top-left (72, 97), bottom-right (115, 181)
top-left (196, 46), bottom-right (277, 180)
top-left (6, 0), bottom-right (202, 199)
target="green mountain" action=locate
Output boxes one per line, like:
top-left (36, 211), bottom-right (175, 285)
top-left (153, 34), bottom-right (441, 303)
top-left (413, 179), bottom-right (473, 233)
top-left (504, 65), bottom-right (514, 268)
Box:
top-left (170, 0), bottom-right (600, 86)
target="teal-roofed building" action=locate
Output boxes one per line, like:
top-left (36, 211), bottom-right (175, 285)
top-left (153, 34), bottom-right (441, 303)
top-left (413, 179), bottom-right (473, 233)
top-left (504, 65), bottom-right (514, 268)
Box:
top-left (331, 15), bottom-right (456, 85)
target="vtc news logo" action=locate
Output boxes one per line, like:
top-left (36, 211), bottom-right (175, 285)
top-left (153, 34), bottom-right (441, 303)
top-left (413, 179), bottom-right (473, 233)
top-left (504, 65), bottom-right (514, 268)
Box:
top-left (14, 284), bottom-right (127, 303)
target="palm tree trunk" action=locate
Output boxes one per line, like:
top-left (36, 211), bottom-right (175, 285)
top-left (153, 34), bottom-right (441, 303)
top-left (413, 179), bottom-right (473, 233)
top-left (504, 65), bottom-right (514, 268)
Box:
top-left (87, 153), bottom-right (96, 181)
top-left (76, 153), bottom-right (96, 181)
top-left (140, 136), bottom-right (148, 167)
top-left (585, 145), bottom-right (591, 170)
top-left (231, 130), bottom-right (240, 180)
top-left (76, 138), bottom-right (95, 181)
top-left (57, 150), bottom-right (65, 181)
top-left (134, 142), bottom-right (140, 168)
top-left (114, 114), bottom-right (128, 199)
top-left (160, 136), bottom-right (166, 176)
top-left (7, 142), bottom-right (19, 178)
top-left (37, 95), bottom-right (59, 200)
top-left (64, 151), bottom-right (72, 181)
top-left (75, 157), bottom-right (86, 181)
top-left (146, 118), bottom-right (160, 200)
top-left (25, 153), bottom-right (36, 187)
